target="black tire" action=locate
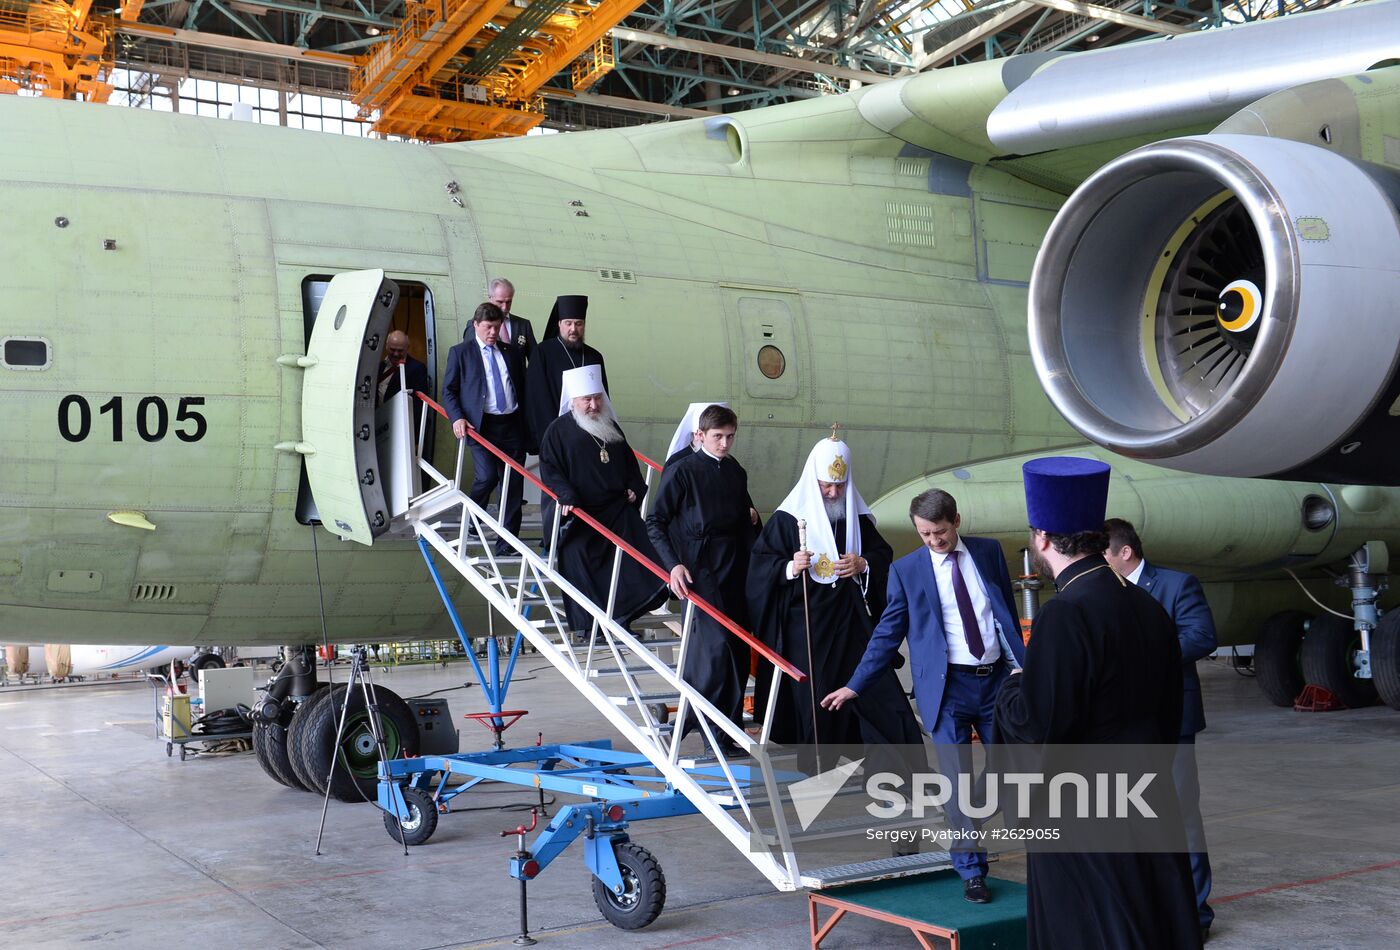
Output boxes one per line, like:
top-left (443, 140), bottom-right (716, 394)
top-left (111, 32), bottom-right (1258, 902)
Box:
top-left (1254, 610), bottom-right (1310, 707)
top-left (252, 719), bottom-right (302, 789)
top-left (287, 685), bottom-right (335, 794)
top-left (1302, 614), bottom-right (1378, 708)
top-left (591, 841), bottom-right (666, 931)
top-left (188, 653), bottom-right (225, 679)
top-left (383, 785), bottom-right (438, 846)
top-left (294, 684), bottom-right (419, 804)
top-left (1374, 611), bottom-right (1400, 711)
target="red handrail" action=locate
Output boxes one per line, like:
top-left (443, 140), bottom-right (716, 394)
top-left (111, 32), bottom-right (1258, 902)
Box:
top-left (415, 393), bottom-right (805, 681)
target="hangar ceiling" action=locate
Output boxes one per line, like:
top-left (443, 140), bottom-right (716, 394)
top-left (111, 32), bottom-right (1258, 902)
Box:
top-left (0, 0), bottom-right (1360, 136)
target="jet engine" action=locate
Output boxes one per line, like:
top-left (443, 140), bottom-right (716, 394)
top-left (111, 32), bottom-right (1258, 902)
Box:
top-left (1029, 133), bottom-right (1400, 484)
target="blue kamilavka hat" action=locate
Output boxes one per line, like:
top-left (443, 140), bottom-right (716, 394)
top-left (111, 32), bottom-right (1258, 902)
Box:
top-left (1023, 457), bottom-right (1112, 534)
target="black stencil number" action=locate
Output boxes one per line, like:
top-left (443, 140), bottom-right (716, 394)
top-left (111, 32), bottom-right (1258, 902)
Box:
top-left (58, 395), bottom-right (206, 443)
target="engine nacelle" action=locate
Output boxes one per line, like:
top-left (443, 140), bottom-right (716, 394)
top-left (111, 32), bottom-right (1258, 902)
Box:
top-left (1029, 133), bottom-right (1400, 484)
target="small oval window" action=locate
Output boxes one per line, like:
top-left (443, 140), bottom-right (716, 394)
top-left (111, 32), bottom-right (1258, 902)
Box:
top-left (1302, 494), bottom-right (1335, 532)
top-left (757, 345), bottom-right (785, 380)
top-left (333, 304), bottom-right (348, 330)
top-left (3, 337), bottom-right (50, 370)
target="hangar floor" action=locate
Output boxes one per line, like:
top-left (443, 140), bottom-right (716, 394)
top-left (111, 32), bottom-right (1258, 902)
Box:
top-left (2, 656), bottom-right (1399, 949)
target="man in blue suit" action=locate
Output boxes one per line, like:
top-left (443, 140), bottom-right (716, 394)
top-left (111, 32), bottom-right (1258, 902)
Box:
top-left (443, 302), bottom-right (529, 555)
top-left (825, 488), bottom-right (1024, 903)
top-left (1104, 518), bottom-right (1217, 940)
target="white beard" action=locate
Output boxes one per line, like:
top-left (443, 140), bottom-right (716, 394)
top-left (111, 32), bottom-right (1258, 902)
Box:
top-left (572, 408), bottom-right (624, 444)
top-left (824, 497), bottom-right (846, 522)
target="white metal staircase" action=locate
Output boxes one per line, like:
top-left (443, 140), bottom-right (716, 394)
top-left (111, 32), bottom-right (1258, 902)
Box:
top-left (397, 391), bottom-right (952, 891)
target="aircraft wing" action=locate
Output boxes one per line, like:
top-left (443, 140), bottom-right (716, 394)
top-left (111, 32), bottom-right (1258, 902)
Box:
top-left (853, 0), bottom-right (1400, 187)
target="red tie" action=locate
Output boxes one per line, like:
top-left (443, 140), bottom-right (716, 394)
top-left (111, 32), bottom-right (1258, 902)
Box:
top-left (950, 551), bottom-right (985, 660)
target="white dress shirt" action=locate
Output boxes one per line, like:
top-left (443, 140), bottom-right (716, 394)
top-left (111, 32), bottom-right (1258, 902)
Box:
top-left (930, 539), bottom-right (1001, 664)
top-left (1124, 560), bottom-right (1145, 586)
top-left (479, 343), bottom-right (517, 414)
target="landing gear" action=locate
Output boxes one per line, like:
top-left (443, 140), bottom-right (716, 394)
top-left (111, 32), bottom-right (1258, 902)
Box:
top-left (252, 719), bottom-right (301, 789)
top-left (187, 652), bottom-right (225, 680)
top-left (1255, 610), bottom-right (1310, 707)
top-left (1301, 614), bottom-right (1378, 708)
top-left (591, 841), bottom-right (666, 931)
top-left (288, 685), bottom-right (336, 793)
top-left (1373, 610), bottom-right (1400, 711)
top-left (383, 785), bottom-right (439, 845)
top-left (294, 683), bottom-right (419, 802)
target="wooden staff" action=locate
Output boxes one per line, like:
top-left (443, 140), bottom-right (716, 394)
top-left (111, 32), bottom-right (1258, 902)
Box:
top-left (798, 519), bottom-right (822, 772)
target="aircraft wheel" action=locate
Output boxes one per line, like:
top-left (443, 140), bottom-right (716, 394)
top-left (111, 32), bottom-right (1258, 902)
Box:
top-left (383, 785), bottom-right (438, 846)
top-left (188, 652), bottom-right (225, 679)
top-left (252, 719), bottom-right (302, 789)
top-left (1254, 610), bottom-right (1310, 707)
top-left (287, 685), bottom-right (334, 793)
top-left (166, 741), bottom-right (173, 758)
top-left (592, 841), bottom-right (666, 931)
top-left (295, 684), bottom-right (419, 803)
top-left (1373, 611), bottom-right (1400, 711)
top-left (1301, 614), bottom-right (1378, 708)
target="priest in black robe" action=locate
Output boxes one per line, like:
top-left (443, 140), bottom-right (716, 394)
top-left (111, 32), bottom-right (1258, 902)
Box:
top-left (646, 405), bottom-right (759, 747)
top-left (526, 294), bottom-right (609, 452)
top-left (539, 365), bottom-right (668, 635)
top-left (746, 436), bottom-right (922, 768)
top-left (996, 456), bottom-right (1201, 950)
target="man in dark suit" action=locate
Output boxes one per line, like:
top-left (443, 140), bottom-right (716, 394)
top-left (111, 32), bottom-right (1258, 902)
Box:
top-left (1104, 517), bottom-right (1217, 940)
top-left (379, 330), bottom-right (431, 404)
top-left (443, 303), bottom-right (528, 555)
top-left (825, 488), bottom-right (1025, 903)
top-left (489, 277), bottom-right (537, 367)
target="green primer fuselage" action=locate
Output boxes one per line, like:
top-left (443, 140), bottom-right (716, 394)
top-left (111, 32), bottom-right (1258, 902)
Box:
top-left (1, 68), bottom-right (1396, 646)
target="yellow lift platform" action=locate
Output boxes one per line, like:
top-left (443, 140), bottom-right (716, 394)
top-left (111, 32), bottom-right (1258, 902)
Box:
top-left (0, 0), bottom-right (116, 102)
top-left (351, 0), bottom-right (637, 142)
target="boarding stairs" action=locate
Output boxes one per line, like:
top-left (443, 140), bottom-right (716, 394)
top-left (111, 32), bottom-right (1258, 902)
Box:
top-left (377, 386), bottom-right (953, 891)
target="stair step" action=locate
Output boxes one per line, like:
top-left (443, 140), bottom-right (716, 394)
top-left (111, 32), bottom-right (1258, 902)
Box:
top-left (609, 691), bottom-right (680, 705)
top-left (799, 852), bottom-right (955, 889)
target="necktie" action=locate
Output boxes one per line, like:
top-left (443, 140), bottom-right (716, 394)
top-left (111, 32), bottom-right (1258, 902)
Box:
top-left (485, 345), bottom-right (508, 412)
top-left (949, 550), bottom-right (985, 660)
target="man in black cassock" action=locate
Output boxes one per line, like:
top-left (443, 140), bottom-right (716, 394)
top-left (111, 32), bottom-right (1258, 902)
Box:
top-left (539, 365), bottom-right (668, 634)
top-left (526, 294), bottom-right (609, 452)
top-left (646, 405), bottom-right (759, 748)
top-left (996, 457), bottom-right (1201, 950)
top-left (746, 436), bottom-right (922, 767)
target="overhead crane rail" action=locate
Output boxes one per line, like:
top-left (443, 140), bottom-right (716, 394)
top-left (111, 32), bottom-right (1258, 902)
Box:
top-left (350, 0), bottom-right (635, 141)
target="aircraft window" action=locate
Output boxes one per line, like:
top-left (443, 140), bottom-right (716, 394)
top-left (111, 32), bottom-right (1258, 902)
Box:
top-left (3, 337), bottom-right (50, 369)
top-left (757, 344), bottom-right (785, 380)
top-left (1302, 494), bottom-right (1335, 532)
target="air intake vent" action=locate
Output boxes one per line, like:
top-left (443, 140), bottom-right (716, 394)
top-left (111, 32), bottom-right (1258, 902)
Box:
top-left (597, 268), bottom-right (635, 283)
top-left (132, 584), bottom-right (178, 602)
top-left (886, 201), bottom-right (938, 247)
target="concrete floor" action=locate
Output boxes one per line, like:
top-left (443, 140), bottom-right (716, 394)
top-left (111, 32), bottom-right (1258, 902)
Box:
top-left (3, 655), bottom-right (1400, 949)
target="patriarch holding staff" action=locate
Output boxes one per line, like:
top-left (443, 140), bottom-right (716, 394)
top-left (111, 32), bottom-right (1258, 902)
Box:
top-left (746, 430), bottom-right (921, 759)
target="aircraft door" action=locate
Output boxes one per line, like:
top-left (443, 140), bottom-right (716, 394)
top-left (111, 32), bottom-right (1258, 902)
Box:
top-left (301, 270), bottom-right (400, 545)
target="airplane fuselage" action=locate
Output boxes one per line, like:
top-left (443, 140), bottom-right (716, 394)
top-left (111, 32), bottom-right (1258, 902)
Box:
top-left (3, 81), bottom-right (1397, 646)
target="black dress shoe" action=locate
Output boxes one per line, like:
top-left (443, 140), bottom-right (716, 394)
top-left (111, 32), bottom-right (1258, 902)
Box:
top-left (1201, 927), bottom-right (1210, 945)
top-left (963, 876), bottom-right (991, 904)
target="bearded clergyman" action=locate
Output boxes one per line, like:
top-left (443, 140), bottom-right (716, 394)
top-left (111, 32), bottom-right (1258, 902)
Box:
top-left (746, 434), bottom-right (921, 762)
top-left (539, 365), bottom-right (668, 635)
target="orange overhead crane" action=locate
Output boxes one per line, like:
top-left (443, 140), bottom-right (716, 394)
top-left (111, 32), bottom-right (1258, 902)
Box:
top-left (351, 0), bottom-right (637, 142)
top-left (0, 0), bottom-right (116, 102)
